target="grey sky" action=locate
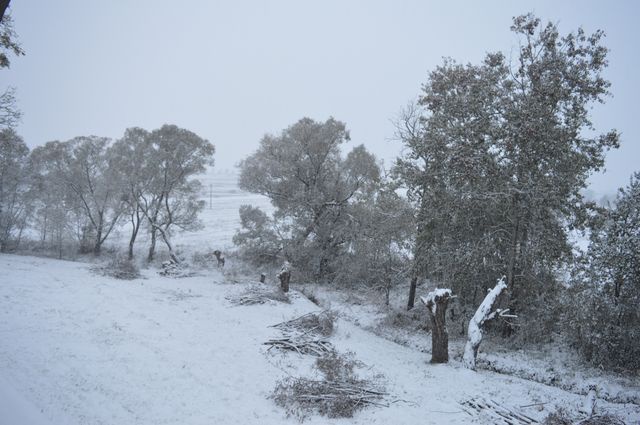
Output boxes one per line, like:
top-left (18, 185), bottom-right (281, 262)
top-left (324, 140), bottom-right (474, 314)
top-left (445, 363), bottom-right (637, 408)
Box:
top-left (4, 1), bottom-right (638, 194)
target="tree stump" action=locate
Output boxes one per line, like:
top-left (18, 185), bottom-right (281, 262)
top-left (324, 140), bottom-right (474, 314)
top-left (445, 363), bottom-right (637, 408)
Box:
top-left (421, 289), bottom-right (453, 363)
top-left (277, 262), bottom-right (291, 293)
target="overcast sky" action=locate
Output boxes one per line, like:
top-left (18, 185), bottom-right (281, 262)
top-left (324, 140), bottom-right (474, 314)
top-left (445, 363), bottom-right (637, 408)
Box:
top-left (4, 1), bottom-right (638, 194)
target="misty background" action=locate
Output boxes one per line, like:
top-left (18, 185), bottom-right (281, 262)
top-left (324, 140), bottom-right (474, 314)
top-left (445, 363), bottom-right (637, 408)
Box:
top-left (4, 0), bottom-right (639, 194)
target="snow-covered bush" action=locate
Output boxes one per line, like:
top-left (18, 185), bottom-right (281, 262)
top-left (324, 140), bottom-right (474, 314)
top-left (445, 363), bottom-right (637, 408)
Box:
top-left (232, 205), bottom-right (281, 266)
top-left (94, 254), bottom-right (141, 280)
top-left (567, 173), bottom-right (640, 371)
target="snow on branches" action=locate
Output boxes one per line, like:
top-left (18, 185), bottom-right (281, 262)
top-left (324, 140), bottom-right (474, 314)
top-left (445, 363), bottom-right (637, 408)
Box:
top-left (463, 277), bottom-right (515, 370)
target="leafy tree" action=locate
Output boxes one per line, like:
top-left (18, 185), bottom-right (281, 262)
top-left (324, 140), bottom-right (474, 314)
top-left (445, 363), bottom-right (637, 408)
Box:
top-left (395, 14), bottom-right (619, 337)
top-left (0, 9), bottom-right (24, 129)
top-left (109, 127), bottom-right (151, 260)
top-left (568, 173), bottom-right (640, 370)
top-left (0, 128), bottom-right (28, 251)
top-left (139, 125), bottom-right (214, 263)
top-left (28, 143), bottom-right (78, 258)
top-left (0, 10), bottom-right (23, 69)
top-left (336, 180), bottom-right (414, 303)
top-left (29, 137), bottom-right (123, 255)
top-left (233, 205), bottom-right (281, 265)
top-left (237, 117), bottom-right (380, 280)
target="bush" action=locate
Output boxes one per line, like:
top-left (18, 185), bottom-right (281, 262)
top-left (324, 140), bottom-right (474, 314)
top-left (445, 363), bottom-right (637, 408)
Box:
top-left (95, 254), bottom-right (141, 280)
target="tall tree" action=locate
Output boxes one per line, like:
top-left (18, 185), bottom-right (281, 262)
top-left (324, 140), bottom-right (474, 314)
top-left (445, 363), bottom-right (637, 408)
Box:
top-left (395, 14), bottom-right (619, 336)
top-left (140, 124), bottom-right (214, 262)
top-left (109, 127), bottom-right (151, 259)
top-left (33, 137), bottom-right (123, 255)
top-left (0, 8), bottom-right (24, 129)
top-left (237, 117), bottom-right (380, 280)
top-left (568, 172), bottom-right (640, 370)
top-left (0, 128), bottom-right (28, 251)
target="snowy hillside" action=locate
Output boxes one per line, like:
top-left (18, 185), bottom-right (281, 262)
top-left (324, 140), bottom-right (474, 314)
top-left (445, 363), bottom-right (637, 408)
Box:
top-left (1, 254), bottom-right (638, 425)
top-left (0, 173), bottom-right (638, 424)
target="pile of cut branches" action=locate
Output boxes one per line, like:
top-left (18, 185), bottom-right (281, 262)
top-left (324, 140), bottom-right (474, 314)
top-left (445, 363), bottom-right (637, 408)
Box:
top-left (264, 337), bottom-right (333, 356)
top-left (159, 260), bottom-right (196, 278)
top-left (461, 397), bottom-right (538, 425)
top-left (272, 351), bottom-right (386, 419)
top-left (271, 310), bottom-right (336, 337)
top-left (227, 285), bottom-right (289, 306)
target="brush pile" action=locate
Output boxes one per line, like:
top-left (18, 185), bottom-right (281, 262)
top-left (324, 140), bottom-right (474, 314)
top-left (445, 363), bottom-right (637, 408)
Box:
top-left (227, 285), bottom-right (289, 306)
top-left (264, 311), bottom-right (337, 356)
top-left (272, 351), bottom-right (386, 419)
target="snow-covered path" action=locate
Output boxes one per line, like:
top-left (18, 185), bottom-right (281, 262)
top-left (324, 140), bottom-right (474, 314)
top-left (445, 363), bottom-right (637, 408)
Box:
top-left (1, 254), bottom-right (638, 424)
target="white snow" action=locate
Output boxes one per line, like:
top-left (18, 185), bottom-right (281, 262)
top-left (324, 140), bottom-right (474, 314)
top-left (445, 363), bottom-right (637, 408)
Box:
top-left (420, 288), bottom-right (452, 315)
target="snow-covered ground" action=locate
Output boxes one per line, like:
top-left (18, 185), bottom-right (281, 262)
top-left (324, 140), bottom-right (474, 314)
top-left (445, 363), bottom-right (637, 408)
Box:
top-left (1, 171), bottom-right (638, 424)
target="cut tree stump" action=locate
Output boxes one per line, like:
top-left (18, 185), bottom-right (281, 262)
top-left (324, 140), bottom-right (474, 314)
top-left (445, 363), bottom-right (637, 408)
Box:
top-left (421, 288), bottom-right (453, 363)
top-left (278, 262), bottom-right (291, 293)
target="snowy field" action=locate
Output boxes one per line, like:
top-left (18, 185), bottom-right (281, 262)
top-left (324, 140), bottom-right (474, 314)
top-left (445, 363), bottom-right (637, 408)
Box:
top-left (0, 171), bottom-right (639, 425)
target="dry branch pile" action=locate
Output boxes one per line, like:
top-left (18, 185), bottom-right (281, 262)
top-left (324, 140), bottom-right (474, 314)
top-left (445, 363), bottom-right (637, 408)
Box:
top-left (461, 397), bottom-right (539, 425)
top-left (227, 285), bottom-right (290, 306)
top-left (265, 310), bottom-right (337, 356)
top-left (264, 337), bottom-right (334, 356)
top-left (271, 311), bottom-right (336, 337)
top-left (273, 378), bottom-right (387, 419)
top-left (159, 260), bottom-right (196, 278)
top-left (272, 351), bottom-right (386, 419)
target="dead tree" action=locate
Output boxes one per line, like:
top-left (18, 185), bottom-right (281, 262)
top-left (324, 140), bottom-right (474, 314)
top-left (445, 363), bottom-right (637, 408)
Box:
top-left (463, 277), bottom-right (514, 370)
top-left (213, 250), bottom-right (225, 267)
top-left (277, 261), bottom-right (291, 293)
top-left (421, 288), bottom-right (453, 363)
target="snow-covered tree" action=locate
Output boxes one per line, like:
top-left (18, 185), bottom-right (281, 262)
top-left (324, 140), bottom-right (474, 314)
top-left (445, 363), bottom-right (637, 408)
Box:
top-left (463, 277), bottom-right (512, 370)
top-left (568, 173), bottom-right (640, 371)
top-left (395, 14), bottom-right (619, 338)
top-left (0, 128), bottom-right (29, 251)
top-left (237, 117), bottom-right (381, 280)
top-left (139, 125), bottom-right (214, 263)
top-left (35, 137), bottom-right (124, 255)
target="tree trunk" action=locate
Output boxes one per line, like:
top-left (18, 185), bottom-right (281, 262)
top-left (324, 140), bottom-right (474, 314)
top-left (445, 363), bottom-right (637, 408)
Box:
top-left (148, 227), bottom-right (157, 262)
top-left (157, 226), bottom-right (179, 263)
top-left (407, 276), bottom-right (417, 310)
top-left (463, 278), bottom-right (507, 370)
top-left (0, 0), bottom-right (10, 22)
top-left (278, 262), bottom-right (291, 293)
top-left (128, 212), bottom-right (141, 260)
top-left (421, 289), bottom-right (452, 363)
top-left (93, 222), bottom-right (103, 255)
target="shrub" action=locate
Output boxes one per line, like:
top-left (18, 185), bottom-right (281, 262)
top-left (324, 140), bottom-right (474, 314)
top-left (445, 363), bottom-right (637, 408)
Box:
top-left (95, 254), bottom-right (141, 280)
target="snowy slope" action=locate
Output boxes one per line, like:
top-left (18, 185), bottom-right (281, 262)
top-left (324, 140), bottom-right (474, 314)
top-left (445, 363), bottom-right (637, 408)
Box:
top-left (1, 254), bottom-right (639, 424)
